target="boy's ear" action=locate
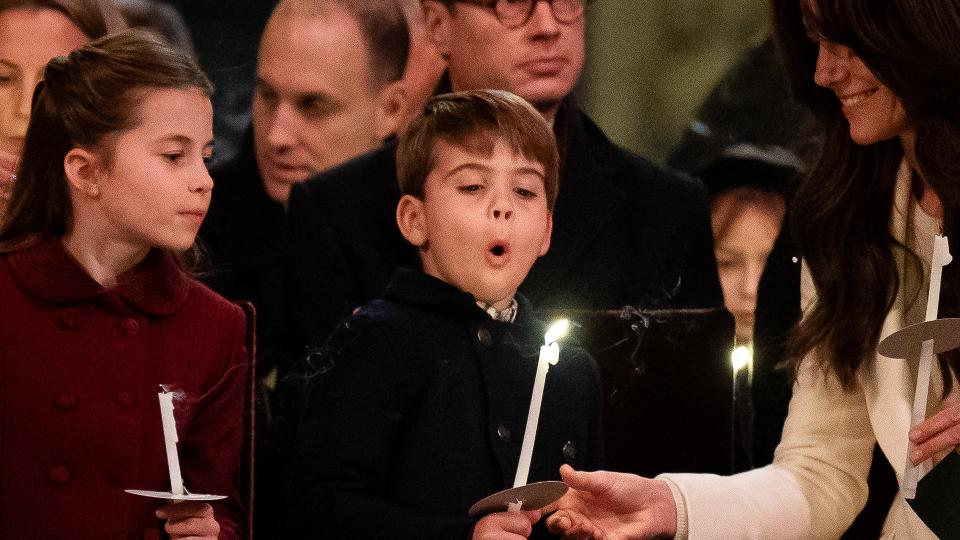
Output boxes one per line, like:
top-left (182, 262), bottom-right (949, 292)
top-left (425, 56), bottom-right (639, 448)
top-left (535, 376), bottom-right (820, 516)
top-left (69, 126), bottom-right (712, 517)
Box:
top-left (421, 0), bottom-right (453, 58)
top-left (396, 194), bottom-right (428, 248)
top-left (63, 147), bottom-right (102, 199)
top-left (539, 211), bottom-right (553, 257)
top-left (374, 80), bottom-right (408, 141)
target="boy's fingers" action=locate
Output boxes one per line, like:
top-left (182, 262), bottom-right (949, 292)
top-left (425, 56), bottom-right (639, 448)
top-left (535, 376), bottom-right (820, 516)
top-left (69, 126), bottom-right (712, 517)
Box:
top-left (545, 511), bottom-right (574, 533)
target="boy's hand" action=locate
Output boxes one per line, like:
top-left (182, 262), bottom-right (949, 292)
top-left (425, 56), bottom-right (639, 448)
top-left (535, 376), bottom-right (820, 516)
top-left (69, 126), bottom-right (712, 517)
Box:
top-left (473, 509), bottom-right (542, 540)
top-left (156, 501), bottom-right (220, 540)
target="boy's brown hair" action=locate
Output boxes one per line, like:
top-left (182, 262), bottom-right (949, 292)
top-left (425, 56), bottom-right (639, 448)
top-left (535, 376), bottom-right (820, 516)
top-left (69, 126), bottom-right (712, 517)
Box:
top-left (396, 89), bottom-right (559, 210)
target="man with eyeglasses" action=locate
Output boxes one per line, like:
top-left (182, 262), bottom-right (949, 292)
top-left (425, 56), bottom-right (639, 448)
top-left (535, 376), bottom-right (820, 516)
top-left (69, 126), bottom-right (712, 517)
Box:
top-left (285, 0), bottom-right (722, 347)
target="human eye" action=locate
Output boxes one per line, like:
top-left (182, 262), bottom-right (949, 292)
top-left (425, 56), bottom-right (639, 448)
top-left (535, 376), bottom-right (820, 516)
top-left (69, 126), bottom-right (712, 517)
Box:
top-left (255, 83), bottom-right (278, 107)
top-left (514, 186), bottom-right (538, 199)
top-left (0, 64), bottom-right (18, 85)
top-left (298, 96), bottom-right (337, 120)
top-left (457, 183), bottom-right (484, 193)
top-left (161, 151), bottom-right (185, 164)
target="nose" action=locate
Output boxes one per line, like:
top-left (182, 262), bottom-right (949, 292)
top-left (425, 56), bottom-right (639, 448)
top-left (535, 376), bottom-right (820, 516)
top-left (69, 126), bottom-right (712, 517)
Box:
top-left (265, 102), bottom-right (298, 150)
top-left (190, 161), bottom-right (214, 194)
top-left (738, 261), bottom-right (764, 301)
top-left (8, 75), bottom-right (36, 140)
top-left (527, 1), bottom-right (562, 37)
top-left (17, 74), bottom-right (35, 119)
top-left (489, 188), bottom-right (514, 221)
top-left (813, 41), bottom-right (850, 88)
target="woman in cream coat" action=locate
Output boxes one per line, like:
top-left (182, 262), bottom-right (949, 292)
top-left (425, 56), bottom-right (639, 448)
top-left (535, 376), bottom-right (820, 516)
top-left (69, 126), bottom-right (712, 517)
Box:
top-left (544, 0), bottom-right (960, 538)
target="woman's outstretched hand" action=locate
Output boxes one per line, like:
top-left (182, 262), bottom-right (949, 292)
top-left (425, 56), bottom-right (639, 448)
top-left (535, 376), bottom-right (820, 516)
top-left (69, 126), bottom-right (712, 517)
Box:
top-left (545, 465), bottom-right (677, 540)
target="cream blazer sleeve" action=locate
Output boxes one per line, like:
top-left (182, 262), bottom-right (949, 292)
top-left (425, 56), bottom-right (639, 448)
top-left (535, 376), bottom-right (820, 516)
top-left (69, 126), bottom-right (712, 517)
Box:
top-left (660, 263), bottom-right (874, 539)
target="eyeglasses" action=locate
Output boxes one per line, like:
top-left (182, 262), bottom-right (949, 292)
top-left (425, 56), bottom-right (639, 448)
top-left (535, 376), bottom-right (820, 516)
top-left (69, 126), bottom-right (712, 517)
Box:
top-left (455, 0), bottom-right (588, 29)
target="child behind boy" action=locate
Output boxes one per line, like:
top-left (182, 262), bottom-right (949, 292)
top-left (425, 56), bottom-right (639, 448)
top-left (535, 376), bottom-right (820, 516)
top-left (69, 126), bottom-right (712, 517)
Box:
top-left (281, 90), bottom-right (603, 539)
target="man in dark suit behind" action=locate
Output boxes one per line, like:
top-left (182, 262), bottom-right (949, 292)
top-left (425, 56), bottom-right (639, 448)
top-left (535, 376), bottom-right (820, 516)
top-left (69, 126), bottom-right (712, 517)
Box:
top-left (286, 0), bottom-right (724, 351)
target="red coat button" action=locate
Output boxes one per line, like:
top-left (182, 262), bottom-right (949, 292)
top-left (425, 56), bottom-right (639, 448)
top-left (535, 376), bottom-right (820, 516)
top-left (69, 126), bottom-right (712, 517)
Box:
top-left (49, 465), bottom-right (70, 485)
top-left (120, 318), bottom-right (140, 336)
top-left (114, 391), bottom-right (137, 411)
top-left (52, 391), bottom-right (76, 410)
top-left (59, 308), bottom-right (80, 330)
top-left (107, 468), bottom-right (129, 488)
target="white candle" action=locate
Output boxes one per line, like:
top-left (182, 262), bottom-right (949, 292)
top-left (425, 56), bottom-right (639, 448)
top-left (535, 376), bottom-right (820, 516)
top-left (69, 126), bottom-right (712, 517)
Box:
top-left (158, 390), bottom-right (185, 496)
top-left (903, 234), bottom-right (951, 499)
top-left (512, 320), bottom-right (569, 495)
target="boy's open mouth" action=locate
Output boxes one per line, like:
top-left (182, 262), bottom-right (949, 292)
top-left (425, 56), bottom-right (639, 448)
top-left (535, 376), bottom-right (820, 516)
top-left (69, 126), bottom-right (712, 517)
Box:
top-left (485, 241), bottom-right (511, 267)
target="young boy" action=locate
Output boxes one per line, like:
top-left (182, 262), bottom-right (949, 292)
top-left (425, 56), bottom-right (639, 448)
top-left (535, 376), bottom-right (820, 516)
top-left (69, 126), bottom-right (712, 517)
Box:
top-left (282, 90), bottom-right (603, 539)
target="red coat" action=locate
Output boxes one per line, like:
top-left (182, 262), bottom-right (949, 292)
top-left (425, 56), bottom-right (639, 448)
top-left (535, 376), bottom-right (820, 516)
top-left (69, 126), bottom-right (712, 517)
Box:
top-left (0, 238), bottom-right (249, 539)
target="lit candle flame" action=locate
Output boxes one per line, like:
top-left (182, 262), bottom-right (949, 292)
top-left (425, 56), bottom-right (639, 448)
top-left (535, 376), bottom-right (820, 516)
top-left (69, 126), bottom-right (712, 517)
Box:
top-left (731, 345), bottom-right (751, 374)
top-left (544, 319), bottom-right (570, 346)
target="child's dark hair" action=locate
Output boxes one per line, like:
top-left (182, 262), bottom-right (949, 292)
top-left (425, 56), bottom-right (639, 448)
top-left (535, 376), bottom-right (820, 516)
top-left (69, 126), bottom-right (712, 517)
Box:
top-left (396, 89), bottom-right (560, 211)
top-left (0, 29), bottom-right (213, 250)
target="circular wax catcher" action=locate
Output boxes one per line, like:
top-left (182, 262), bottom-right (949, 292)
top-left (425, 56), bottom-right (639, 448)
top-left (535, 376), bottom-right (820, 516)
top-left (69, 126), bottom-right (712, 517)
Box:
top-left (468, 481), bottom-right (568, 517)
top-left (877, 318), bottom-right (960, 359)
top-left (125, 489), bottom-right (227, 501)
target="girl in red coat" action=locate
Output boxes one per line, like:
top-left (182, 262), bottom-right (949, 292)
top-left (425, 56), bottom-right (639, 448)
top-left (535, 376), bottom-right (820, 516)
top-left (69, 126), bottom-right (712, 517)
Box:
top-left (0, 30), bottom-right (249, 539)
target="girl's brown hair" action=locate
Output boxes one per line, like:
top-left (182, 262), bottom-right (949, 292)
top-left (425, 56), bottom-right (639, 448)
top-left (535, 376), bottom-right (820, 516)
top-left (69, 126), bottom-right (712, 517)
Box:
top-left (774, 0), bottom-right (960, 392)
top-left (0, 29), bottom-right (213, 250)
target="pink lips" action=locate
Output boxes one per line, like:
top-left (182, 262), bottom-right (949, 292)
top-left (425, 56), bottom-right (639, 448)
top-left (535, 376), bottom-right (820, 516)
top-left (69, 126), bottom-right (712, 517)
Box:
top-left (485, 240), bottom-right (511, 267)
top-left (520, 57), bottom-right (568, 75)
top-left (178, 210), bottom-right (207, 227)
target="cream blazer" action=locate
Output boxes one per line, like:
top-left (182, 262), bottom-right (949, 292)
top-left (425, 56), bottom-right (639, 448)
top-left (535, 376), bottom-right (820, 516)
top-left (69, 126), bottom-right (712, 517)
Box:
top-left (662, 165), bottom-right (946, 539)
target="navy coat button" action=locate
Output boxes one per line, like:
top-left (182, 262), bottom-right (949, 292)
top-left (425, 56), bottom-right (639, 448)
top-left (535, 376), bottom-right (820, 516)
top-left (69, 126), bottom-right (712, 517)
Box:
top-left (60, 308), bottom-right (80, 330)
top-left (120, 318), bottom-right (140, 336)
top-left (115, 391), bottom-right (137, 410)
top-left (497, 424), bottom-right (512, 442)
top-left (49, 465), bottom-right (71, 485)
top-left (107, 468), bottom-right (129, 488)
top-left (477, 327), bottom-right (492, 346)
top-left (562, 441), bottom-right (577, 462)
top-left (53, 391), bottom-right (76, 410)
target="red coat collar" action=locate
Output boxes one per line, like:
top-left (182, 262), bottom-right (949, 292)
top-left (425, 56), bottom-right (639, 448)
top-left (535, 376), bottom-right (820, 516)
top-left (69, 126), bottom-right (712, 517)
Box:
top-left (7, 236), bottom-right (191, 316)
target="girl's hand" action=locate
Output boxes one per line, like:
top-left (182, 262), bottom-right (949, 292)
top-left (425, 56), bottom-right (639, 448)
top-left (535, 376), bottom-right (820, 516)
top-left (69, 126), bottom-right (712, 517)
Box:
top-left (156, 501), bottom-right (220, 540)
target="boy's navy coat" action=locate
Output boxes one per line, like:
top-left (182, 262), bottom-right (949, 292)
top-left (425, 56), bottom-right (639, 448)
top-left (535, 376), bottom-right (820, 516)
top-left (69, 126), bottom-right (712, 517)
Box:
top-left (285, 95), bottom-right (724, 347)
top-left (281, 269), bottom-right (603, 539)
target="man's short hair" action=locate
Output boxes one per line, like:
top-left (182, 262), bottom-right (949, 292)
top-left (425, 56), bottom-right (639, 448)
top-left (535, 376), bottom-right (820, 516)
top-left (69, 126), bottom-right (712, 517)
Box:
top-left (397, 90), bottom-right (560, 211)
top-left (273, 0), bottom-right (409, 87)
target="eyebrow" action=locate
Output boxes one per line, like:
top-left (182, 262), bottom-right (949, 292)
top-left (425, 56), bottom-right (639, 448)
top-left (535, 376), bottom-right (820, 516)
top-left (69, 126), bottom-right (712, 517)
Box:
top-left (156, 134), bottom-right (215, 148)
top-left (255, 77), bottom-right (337, 104)
top-left (446, 162), bottom-right (545, 179)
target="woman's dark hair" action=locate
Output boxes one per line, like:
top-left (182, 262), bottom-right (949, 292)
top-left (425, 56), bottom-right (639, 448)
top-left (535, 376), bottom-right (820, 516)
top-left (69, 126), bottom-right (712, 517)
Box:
top-left (0, 29), bottom-right (213, 252)
top-left (774, 0), bottom-right (960, 392)
top-left (0, 0), bottom-right (126, 39)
